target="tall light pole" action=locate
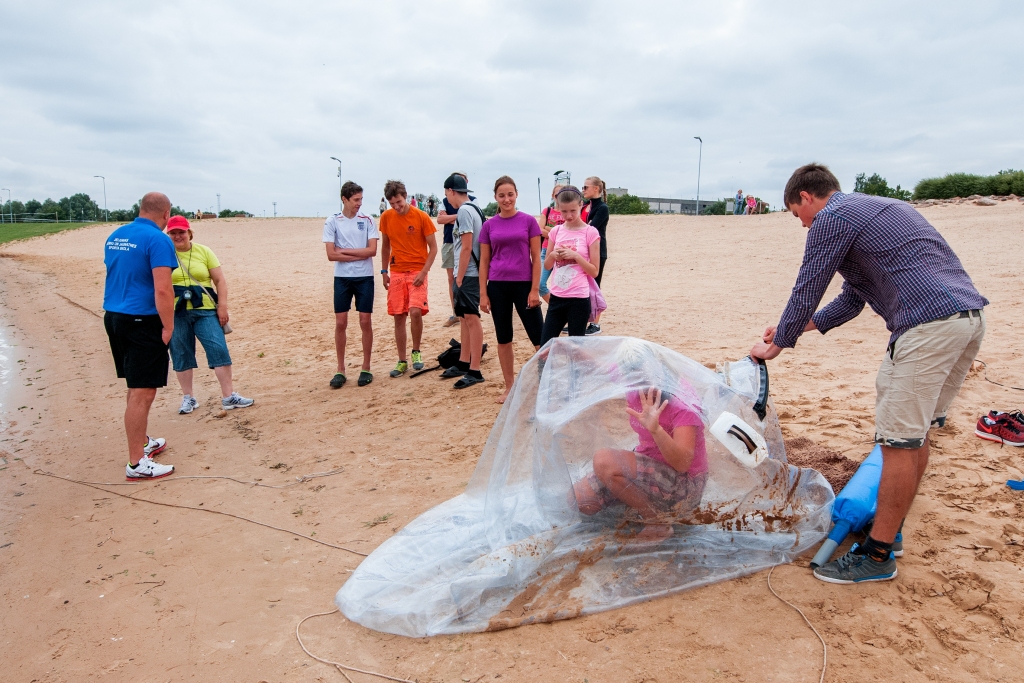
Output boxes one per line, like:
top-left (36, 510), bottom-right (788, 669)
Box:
top-left (537, 177), bottom-right (542, 213)
top-left (693, 136), bottom-right (702, 216)
top-left (330, 156), bottom-right (343, 212)
top-left (273, 201), bottom-right (277, 218)
top-left (1, 188), bottom-right (10, 224)
top-left (93, 175), bottom-right (107, 222)
top-left (216, 194), bottom-right (221, 215)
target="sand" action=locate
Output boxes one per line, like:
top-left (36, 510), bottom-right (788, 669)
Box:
top-left (1, 203), bottom-right (1022, 682)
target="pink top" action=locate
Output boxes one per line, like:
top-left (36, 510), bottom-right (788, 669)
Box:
top-left (540, 206), bottom-right (564, 249)
top-left (546, 224), bottom-right (600, 299)
top-left (627, 391), bottom-right (707, 476)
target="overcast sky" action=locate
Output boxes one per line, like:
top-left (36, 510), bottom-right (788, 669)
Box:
top-left (1, 1), bottom-right (1021, 216)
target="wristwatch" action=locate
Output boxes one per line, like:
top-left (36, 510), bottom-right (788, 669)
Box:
top-left (380, 269), bottom-right (389, 274)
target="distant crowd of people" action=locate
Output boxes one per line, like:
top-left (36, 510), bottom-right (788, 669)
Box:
top-left (733, 189), bottom-right (768, 215)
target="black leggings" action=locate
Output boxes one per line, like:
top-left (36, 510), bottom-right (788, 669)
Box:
top-left (487, 280), bottom-right (543, 346)
top-left (540, 295), bottom-right (590, 346)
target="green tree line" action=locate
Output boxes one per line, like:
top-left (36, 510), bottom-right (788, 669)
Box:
top-left (0, 193), bottom-right (196, 222)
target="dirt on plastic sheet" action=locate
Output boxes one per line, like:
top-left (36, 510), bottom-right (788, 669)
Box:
top-left (784, 436), bottom-right (861, 492)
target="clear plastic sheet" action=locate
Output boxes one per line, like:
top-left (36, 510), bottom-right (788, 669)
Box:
top-left (336, 337), bottom-right (833, 637)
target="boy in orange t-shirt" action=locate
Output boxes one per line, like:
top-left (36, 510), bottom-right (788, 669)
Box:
top-left (379, 180), bottom-right (438, 377)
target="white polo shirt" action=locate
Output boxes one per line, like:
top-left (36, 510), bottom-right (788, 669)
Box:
top-left (322, 212), bottom-right (379, 278)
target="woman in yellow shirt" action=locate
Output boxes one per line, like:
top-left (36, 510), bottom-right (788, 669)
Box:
top-left (166, 216), bottom-right (253, 413)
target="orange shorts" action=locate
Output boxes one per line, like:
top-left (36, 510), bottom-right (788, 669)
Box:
top-left (386, 270), bottom-right (429, 316)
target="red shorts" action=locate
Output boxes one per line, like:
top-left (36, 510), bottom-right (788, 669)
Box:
top-left (387, 270), bottom-right (429, 316)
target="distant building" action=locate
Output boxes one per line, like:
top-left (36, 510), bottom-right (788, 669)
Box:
top-left (607, 187), bottom-right (628, 197)
top-left (636, 196), bottom-right (720, 215)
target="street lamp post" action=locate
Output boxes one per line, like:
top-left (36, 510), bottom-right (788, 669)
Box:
top-left (693, 137), bottom-right (702, 216)
top-left (1, 188), bottom-right (10, 224)
top-left (93, 176), bottom-right (107, 222)
top-left (330, 156), bottom-right (343, 212)
top-left (273, 201), bottom-right (277, 218)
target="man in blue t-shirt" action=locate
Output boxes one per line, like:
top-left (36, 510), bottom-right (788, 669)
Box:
top-left (103, 192), bottom-right (178, 481)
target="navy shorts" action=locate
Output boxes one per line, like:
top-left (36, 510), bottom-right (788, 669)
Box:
top-left (334, 276), bottom-right (374, 314)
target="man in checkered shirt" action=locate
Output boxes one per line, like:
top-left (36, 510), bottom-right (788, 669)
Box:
top-left (751, 163), bottom-right (987, 585)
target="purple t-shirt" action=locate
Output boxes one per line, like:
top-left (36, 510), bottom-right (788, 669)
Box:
top-left (479, 211), bottom-right (542, 282)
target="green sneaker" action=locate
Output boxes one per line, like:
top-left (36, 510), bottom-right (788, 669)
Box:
top-left (330, 373), bottom-right (346, 389)
top-left (411, 350), bottom-right (424, 371)
top-left (813, 544), bottom-right (897, 585)
top-left (389, 361), bottom-right (408, 378)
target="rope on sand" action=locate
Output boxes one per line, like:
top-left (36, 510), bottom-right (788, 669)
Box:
top-left (32, 468), bottom-right (367, 556)
top-left (296, 610), bottom-right (417, 683)
top-left (767, 566), bottom-right (827, 683)
top-left (975, 360), bottom-right (1024, 392)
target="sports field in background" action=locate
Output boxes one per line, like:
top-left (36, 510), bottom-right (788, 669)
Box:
top-left (0, 222), bottom-right (112, 245)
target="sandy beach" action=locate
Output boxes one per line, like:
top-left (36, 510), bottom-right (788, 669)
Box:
top-left (1, 204), bottom-right (1022, 682)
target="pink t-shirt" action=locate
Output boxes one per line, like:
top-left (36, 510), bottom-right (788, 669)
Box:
top-left (547, 224), bottom-right (600, 299)
top-left (540, 206), bottom-right (564, 249)
top-left (627, 391), bottom-right (707, 476)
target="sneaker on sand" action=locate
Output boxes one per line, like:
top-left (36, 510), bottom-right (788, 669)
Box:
top-left (126, 456), bottom-right (174, 481)
top-left (143, 436), bottom-right (166, 458)
top-left (330, 373), bottom-right (347, 389)
top-left (440, 365), bottom-right (466, 379)
top-left (357, 370), bottom-right (373, 387)
top-left (813, 544), bottom-right (897, 584)
top-left (976, 414), bottom-right (1024, 446)
top-left (585, 323), bottom-right (602, 336)
top-left (443, 315), bottom-right (460, 328)
top-left (892, 531), bottom-right (904, 558)
top-left (390, 361), bottom-right (409, 378)
top-left (178, 395), bottom-right (198, 414)
top-left (222, 392), bottom-right (255, 410)
top-left (988, 409), bottom-right (1024, 431)
top-left (411, 350), bottom-right (425, 371)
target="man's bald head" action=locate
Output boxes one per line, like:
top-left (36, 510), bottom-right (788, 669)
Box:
top-left (139, 192), bottom-right (172, 229)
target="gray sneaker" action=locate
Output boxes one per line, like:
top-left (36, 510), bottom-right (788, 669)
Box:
top-left (813, 544), bottom-right (897, 584)
top-left (892, 531), bottom-right (904, 558)
top-left (178, 395), bottom-right (199, 414)
top-left (222, 392), bottom-right (255, 410)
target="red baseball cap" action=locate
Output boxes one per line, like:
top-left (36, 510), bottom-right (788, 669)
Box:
top-left (166, 215), bottom-right (191, 232)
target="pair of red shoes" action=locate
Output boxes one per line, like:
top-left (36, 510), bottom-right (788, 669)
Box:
top-left (976, 410), bottom-right (1024, 446)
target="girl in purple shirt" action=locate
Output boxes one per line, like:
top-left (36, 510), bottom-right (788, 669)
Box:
top-left (479, 176), bottom-right (544, 404)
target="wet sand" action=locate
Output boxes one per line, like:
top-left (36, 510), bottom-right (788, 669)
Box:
top-left (1, 204), bottom-right (1022, 681)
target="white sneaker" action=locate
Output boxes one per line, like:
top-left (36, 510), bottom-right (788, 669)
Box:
top-left (143, 436), bottom-right (166, 458)
top-left (126, 455), bottom-right (174, 481)
top-left (222, 392), bottom-right (254, 410)
top-left (178, 395), bottom-right (199, 414)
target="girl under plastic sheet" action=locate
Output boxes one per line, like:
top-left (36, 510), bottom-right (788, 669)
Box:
top-left (336, 336), bottom-right (834, 637)
top-left (572, 340), bottom-right (709, 543)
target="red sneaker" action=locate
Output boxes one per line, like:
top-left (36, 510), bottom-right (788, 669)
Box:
top-left (988, 410), bottom-right (1024, 432)
top-left (976, 415), bottom-right (1024, 446)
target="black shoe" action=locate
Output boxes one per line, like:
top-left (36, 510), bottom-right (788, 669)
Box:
top-left (454, 374), bottom-right (485, 389)
top-left (330, 373), bottom-right (346, 389)
top-left (585, 323), bottom-right (601, 336)
top-left (357, 371), bottom-right (373, 387)
top-left (440, 366), bottom-right (466, 379)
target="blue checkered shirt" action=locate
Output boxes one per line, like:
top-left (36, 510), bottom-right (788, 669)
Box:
top-left (774, 192), bottom-right (987, 348)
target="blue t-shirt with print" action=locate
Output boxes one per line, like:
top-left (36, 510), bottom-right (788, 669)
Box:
top-left (103, 217), bottom-right (178, 315)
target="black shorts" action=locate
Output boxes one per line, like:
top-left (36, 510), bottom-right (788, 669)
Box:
top-left (334, 276), bottom-right (374, 313)
top-left (104, 311), bottom-right (169, 389)
top-left (487, 280), bottom-right (543, 346)
top-left (453, 276), bottom-right (480, 317)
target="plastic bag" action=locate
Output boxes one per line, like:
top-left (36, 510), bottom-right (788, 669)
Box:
top-left (336, 337), bottom-right (833, 636)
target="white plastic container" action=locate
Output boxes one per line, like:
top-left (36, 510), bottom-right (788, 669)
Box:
top-left (710, 411), bottom-right (768, 469)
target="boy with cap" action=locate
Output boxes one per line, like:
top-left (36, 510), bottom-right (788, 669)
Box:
top-left (324, 181), bottom-right (379, 388)
top-left (443, 173), bottom-right (485, 388)
top-left (379, 180), bottom-right (438, 376)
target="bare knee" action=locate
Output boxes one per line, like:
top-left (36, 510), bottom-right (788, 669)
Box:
top-left (358, 313), bottom-right (372, 330)
top-left (593, 448), bottom-right (622, 485)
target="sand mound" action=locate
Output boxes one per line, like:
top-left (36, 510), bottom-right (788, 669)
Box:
top-left (785, 436), bottom-right (861, 493)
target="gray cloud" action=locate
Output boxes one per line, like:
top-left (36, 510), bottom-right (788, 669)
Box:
top-left (1, 0), bottom-right (1021, 215)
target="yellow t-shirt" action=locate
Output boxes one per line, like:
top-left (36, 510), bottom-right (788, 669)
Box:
top-left (172, 243), bottom-right (221, 310)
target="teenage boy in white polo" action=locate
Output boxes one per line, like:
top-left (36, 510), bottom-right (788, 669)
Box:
top-left (324, 181), bottom-right (379, 388)
top-left (751, 163), bottom-right (987, 585)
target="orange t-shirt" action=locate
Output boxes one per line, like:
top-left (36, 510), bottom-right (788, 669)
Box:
top-left (379, 206), bottom-right (437, 272)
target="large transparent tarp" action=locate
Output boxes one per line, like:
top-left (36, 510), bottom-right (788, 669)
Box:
top-left (337, 337), bottom-right (833, 637)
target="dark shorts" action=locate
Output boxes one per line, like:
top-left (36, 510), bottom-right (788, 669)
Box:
top-left (334, 276), bottom-right (374, 314)
top-left (487, 280), bottom-right (543, 346)
top-left (453, 276), bottom-right (480, 317)
top-left (581, 454), bottom-right (708, 514)
top-left (104, 311), bottom-right (169, 389)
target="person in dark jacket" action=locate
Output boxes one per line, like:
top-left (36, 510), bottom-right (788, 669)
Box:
top-left (583, 176), bottom-right (609, 335)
